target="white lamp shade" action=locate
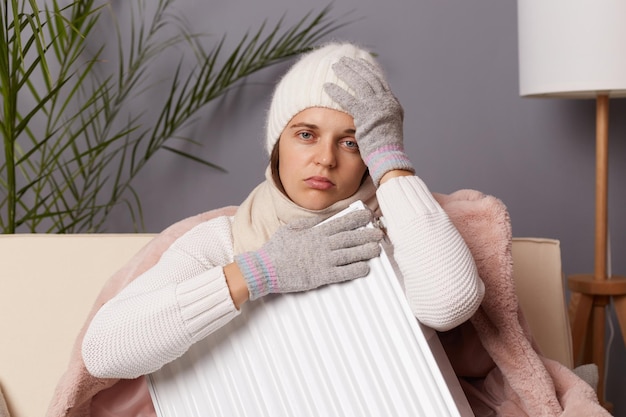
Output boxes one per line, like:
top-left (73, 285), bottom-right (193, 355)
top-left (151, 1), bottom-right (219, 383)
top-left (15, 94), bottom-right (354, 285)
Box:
top-left (518, 0), bottom-right (626, 98)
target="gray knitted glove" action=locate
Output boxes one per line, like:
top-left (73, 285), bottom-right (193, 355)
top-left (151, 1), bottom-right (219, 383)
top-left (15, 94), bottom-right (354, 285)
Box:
top-left (324, 57), bottom-right (414, 186)
top-left (234, 209), bottom-right (383, 300)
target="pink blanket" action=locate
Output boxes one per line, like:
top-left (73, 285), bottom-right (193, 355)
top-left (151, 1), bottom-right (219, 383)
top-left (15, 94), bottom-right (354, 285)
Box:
top-left (46, 192), bottom-right (609, 417)
top-left (435, 190), bottom-right (608, 416)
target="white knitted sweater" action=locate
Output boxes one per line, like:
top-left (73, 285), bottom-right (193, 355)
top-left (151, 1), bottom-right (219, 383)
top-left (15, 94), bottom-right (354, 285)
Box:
top-left (83, 176), bottom-right (484, 379)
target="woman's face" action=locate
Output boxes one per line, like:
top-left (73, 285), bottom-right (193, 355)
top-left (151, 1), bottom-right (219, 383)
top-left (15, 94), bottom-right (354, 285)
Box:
top-left (277, 107), bottom-right (367, 210)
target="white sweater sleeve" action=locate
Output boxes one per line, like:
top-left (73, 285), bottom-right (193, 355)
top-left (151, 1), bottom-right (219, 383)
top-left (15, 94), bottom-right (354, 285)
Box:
top-left (82, 217), bottom-right (240, 379)
top-left (376, 176), bottom-right (485, 331)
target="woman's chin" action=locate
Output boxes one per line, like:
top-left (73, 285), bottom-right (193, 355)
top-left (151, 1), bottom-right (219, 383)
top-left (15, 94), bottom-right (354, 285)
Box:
top-left (292, 193), bottom-right (339, 211)
top-left (299, 201), bottom-right (334, 211)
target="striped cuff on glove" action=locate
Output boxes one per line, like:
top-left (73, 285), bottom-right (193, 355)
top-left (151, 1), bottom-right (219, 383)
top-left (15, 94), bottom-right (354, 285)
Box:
top-left (234, 249), bottom-right (277, 300)
top-left (364, 144), bottom-right (415, 187)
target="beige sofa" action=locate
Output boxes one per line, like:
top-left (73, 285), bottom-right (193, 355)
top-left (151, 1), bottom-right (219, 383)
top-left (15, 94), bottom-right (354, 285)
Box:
top-left (0, 234), bottom-right (571, 417)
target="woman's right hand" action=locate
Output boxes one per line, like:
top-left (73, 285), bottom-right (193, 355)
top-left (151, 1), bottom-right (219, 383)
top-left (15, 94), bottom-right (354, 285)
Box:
top-left (234, 209), bottom-right (383, 300)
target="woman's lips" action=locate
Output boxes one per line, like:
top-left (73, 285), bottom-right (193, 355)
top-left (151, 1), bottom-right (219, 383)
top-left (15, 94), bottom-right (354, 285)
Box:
top-left (304, 176), bottom-right (335, 190)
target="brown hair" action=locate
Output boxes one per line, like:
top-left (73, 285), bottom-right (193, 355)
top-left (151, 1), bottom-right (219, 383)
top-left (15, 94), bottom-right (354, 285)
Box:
top-left (270, 140), bottom-right (285, 195)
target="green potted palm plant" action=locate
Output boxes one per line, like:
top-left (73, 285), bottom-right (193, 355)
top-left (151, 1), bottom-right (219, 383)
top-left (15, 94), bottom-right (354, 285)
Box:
top-left (0, 0), bottom-right (343, 233)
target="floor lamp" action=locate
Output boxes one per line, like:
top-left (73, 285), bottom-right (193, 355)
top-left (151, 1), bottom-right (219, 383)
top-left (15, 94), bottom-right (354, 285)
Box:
top-left (517, 0), bottom-right (626, 409)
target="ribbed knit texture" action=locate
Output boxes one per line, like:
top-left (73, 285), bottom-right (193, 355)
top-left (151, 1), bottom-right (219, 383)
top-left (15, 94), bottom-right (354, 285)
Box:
top-left (234, 249), bottom-right (277, 299)
top-left (377, 176), bottom-right (485, 331)
top-left (82, 175), bottom-right (484, 379)
top-left (265, 42), bottom-right (377, 155)
top-left (363, 144), bottom-right (414, 186)
top-left (82, 217), bottom-right (239, 379)
top-left (322, 56), bottom-right (415, 186)
top-left (234, 210), bottom-right (382, 300)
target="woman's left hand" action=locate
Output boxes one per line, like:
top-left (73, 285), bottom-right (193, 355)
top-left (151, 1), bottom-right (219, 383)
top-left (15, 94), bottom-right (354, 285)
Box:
top-left (324, 57), bottom-right (414, 186)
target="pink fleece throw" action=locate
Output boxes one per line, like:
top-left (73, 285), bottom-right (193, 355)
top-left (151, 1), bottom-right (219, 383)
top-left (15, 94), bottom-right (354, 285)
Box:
top-left (46, 192), bottom-right (609, 417)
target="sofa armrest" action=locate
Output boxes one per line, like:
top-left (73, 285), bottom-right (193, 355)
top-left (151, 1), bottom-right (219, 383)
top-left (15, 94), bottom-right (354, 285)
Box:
top-left (0, 234), bottom-right (155, 417)
top-left (512, 237), bottom-right (574, 369)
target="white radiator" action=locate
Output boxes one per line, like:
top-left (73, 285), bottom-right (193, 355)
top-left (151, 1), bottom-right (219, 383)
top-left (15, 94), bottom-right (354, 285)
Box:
top-left (147, 202), bottom-right (474, 417)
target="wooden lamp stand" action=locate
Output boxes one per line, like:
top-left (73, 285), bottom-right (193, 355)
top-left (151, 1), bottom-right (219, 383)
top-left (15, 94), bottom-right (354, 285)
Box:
top-left (567, 94), bottom-right (626, 410)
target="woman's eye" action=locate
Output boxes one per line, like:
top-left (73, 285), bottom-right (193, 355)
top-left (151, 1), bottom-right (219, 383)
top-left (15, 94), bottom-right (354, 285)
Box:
top-left (298, 132), bottom-right (313, 140)
top-left (342, 140), bottom-right (359, 149)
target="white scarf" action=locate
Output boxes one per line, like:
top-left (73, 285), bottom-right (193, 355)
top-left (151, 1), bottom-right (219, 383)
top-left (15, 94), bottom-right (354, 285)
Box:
top-left (232, 167), bottom-right (379, 254)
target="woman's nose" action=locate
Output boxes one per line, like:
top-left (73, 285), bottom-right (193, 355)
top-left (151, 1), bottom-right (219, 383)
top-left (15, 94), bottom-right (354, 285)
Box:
top-left (314, 141), bottom-right (336, 167)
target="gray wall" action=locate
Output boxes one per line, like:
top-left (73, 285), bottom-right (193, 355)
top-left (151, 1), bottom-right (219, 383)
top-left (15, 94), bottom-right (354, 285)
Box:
top-left (105, 0), bottom-right (626, 414)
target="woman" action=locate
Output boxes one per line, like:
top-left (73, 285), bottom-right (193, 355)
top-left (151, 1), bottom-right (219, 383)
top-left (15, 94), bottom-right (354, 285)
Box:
top-left (82, 42), bottom-right (485, 379)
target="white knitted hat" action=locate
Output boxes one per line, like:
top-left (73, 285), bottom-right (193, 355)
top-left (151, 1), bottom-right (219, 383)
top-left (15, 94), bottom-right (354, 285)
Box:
top-left (265, 42), bottom-right (379, 155)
